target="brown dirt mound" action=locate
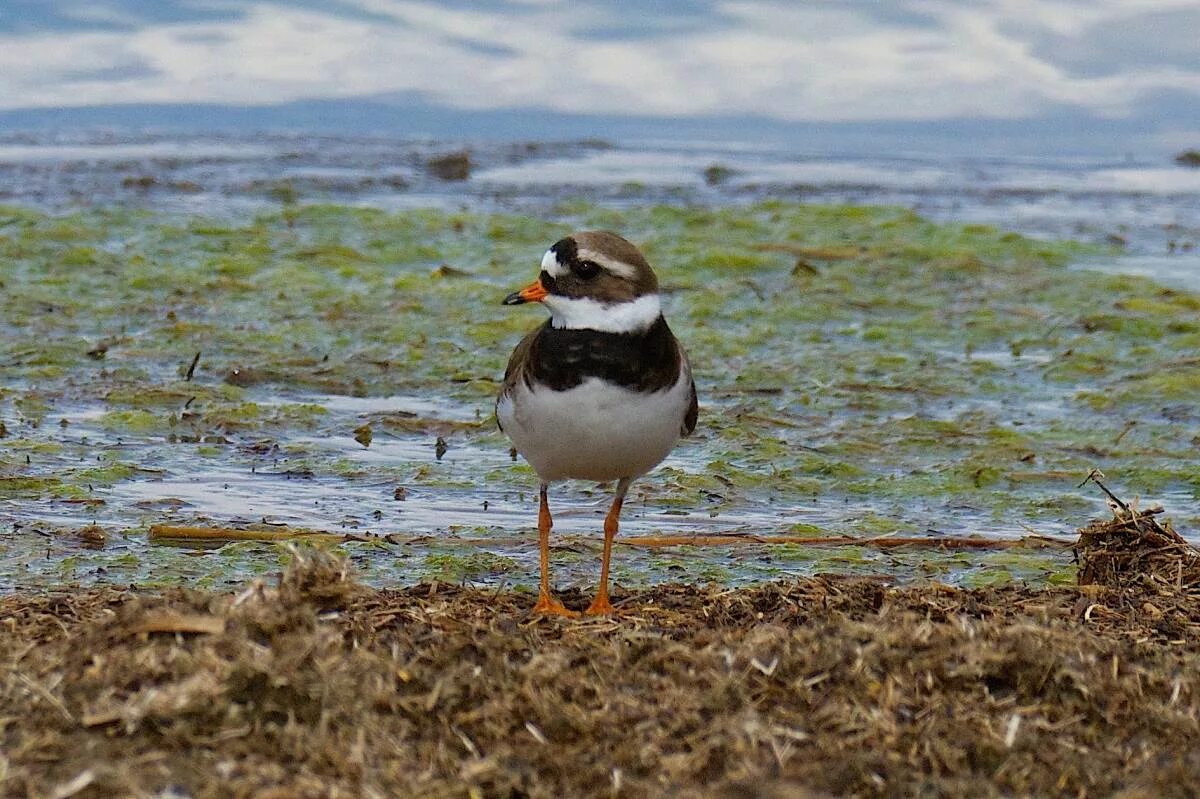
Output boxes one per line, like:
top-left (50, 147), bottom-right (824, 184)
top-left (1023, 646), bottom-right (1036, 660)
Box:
top-left (3, 548), bottom-right (1200, 798)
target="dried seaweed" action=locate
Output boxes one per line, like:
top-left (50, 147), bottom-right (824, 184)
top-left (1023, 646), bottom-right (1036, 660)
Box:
top-left (1075, 470), bottom-right (1200, 593)
top-left (3, 554), bottom-right (1200, 797)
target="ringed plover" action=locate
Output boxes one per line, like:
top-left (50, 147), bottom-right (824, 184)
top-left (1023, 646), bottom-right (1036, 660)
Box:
top-left (497, 231), bottom-right (697, 616)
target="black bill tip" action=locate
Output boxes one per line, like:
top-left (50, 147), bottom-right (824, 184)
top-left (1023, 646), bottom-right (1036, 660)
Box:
top-left (502, 291), bottom-right (526, 305)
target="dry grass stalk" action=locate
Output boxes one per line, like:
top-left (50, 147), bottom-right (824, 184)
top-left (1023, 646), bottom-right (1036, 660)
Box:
top-left (1075, 470), bottom-right (1200, 592)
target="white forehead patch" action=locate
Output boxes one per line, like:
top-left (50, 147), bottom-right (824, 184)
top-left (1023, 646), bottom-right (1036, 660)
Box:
top-left (541, 248), bottom-right (566, 277)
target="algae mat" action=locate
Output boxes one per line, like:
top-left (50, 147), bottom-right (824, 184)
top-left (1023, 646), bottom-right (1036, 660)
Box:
top-left (2, 202), bottom-right (1199, 591)
top-left (2, 553), bottom-right (1199, 797)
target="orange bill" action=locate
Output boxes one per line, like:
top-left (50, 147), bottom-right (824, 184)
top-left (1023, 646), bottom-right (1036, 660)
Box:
top-left (503, 278), bottom-right (548, 305)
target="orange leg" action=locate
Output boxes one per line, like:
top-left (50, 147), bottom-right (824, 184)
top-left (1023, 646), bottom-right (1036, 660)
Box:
top-left (586, 477), bottom-right (632, 616)
top-left (532, 483), bottom-right (578, 618)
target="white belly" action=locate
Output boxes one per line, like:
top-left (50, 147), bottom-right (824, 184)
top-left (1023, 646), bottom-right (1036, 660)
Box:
top-left (497, 374), bottom-right (691, 483)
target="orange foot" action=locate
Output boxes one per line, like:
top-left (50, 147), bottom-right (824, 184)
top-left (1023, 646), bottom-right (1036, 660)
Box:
top-left (584, 594), bottom-right (615, 616)
top-left (533, 594), bottom-right (580, 618)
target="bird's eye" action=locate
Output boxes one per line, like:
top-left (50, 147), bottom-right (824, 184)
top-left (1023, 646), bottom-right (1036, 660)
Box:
top-left (573, 260), bottom-right (601, 280)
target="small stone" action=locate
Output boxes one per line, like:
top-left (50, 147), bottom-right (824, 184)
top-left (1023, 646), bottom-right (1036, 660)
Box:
top-left (427, 151), bottom-right (472, 181)
top-left (353, 424), bottom-right (373, 448)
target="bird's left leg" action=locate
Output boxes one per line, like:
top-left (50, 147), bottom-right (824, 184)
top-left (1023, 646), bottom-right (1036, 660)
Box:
top-left (532, 482), bottom-right (578, 618)
top-left (585, 477), bottom-right (632, 616)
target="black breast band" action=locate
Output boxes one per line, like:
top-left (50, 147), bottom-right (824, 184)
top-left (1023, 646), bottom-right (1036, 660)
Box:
top-left (526, 316), bottom-right (682, 392)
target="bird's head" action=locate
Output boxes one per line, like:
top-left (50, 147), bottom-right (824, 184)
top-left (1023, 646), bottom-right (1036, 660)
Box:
top-left (503, 231), bottom-right (662, 333)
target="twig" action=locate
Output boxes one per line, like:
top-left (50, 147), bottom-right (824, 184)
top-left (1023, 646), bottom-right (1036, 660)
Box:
top-left (149, 525), bottom-right (348, 543)
top-left (148, 525), bottom-right (1072, 551)
top-left (1077, 470), bottom-right (1184, 544)
top-left (125, 611), bottom-right (226, 636)
top-left (1078, 469), bottom-right (1129, 512)
top-left (15, 671), bottom-right (75, 723)
top-left (184, 351), bottom-right (201, 381)
top-left (617, 534), bottom-right (1072, 550)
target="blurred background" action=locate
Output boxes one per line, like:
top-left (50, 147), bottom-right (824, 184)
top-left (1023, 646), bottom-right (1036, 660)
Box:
top-left (2, 0), bottom-right (1200, 154)
top-left (3, 0), bottom-right (1200, 253)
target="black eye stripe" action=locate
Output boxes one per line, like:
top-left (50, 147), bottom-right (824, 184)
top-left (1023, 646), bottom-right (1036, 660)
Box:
top-left (572, 259), bottom-right (601, 279)
top-left (539, 270), bottom-right (558, 293)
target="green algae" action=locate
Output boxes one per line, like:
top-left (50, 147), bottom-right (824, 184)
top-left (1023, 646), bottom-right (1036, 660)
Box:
top-left (99, 409), bottom-right (162, 433)
top-left (423, 551), bottom-right (520, 582)
top-left (0, 475), bottom-right (64, 497)
top-left (104, 383), bottom-right (245, 408)
top-left (71, 461), bottom-right (144, 485)
top-left (1, 201), bottom-right (1197, 592)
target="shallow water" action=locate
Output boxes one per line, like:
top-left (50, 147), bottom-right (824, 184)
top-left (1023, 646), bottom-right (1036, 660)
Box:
top-left (2, 132), bottom-right (1198, 593)
top-left (2, 130), bottom-right (1198, 251)
top-left (1074, 253), bottom-right (1200, 292)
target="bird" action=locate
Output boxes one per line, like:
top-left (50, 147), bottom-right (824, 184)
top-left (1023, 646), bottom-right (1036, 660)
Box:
top-left (497, 231), bottom-right (698, 617)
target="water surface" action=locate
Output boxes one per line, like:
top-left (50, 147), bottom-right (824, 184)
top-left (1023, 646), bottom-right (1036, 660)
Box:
top-left (2, 132), bottom-right (1198, 592)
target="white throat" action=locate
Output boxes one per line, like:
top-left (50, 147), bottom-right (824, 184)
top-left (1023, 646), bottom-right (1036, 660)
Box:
top-left (544, 293), bottom-right (662, 333)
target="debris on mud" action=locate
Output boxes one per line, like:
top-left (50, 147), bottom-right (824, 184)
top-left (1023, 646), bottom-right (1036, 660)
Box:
top-left (4, 551), bottom-right (1200, 798)
top-left (426, 150), bottom-right (472, 181)
top-left (74, 524), bottom-right (108, 549)
top-left (1076, 471), bottom-right (1200, 594)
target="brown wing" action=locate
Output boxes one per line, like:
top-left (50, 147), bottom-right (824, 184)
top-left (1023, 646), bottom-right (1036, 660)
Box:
top-left (680, 344), bottom-right (698, 437)
top-left (682, 377), bottom-right (698, 436)
top-left (496, 325), bottom-right (542, 432)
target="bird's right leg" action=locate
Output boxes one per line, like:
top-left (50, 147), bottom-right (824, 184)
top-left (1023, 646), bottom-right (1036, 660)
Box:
top-left (532, 482), bottom-right (579, 618)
